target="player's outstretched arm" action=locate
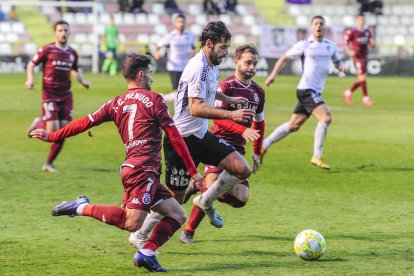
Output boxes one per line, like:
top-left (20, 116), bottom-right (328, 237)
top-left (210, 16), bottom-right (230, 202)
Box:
top-left (265, 54), bottom-right (290, 87)
top-left (25, 61), bottom-right (35, 89)
top-left (213, 119), bottom-right (260, 142)
top-left (30, 116), bottom-right (95, 142)
top-left (215, 91), bottom-right (248, 106)
top-left (71, 69), bottom-right (90, 89)
top-left (189, 97), bottom-right (254, 123)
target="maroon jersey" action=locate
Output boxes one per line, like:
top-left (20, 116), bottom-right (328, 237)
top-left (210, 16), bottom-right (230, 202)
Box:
top-left (89, 88), bottom-right (175, 174)
top-left (31, 43), bottom-right (79, 101)
top-left (344, 28), bottom-right (372, 59)
top-left (211, 75), bottom-right (265, 148)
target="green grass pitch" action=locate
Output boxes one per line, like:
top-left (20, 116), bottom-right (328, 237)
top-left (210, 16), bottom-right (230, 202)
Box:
top-left (1, 72), bottom-right (414, 275)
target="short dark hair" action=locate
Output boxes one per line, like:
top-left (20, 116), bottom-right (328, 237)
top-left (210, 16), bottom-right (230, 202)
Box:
top-left (53, 20), bottom-right (69, 31)
top-left (235, 43), bottom-right (259, 60)
top-left (311, 15), bottom-right (325, 23)
top-left (121, 54), bottom-right (152, 81)
top-left (201, 21), bottom-right (231, 46)
top-left (175, 14), bottom-right (185, 21)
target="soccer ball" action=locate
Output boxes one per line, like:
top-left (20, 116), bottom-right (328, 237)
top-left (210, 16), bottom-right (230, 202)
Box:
top-left (293, 229), bottom-right (326, 261)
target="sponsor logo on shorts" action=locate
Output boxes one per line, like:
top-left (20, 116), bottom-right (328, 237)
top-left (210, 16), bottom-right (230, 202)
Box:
top-left (131, 197), bottom-right (141, 205)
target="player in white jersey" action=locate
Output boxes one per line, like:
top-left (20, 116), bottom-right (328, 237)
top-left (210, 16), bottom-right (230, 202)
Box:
top-left (153, 14), bottom-right (196, 102)
top-left (261, 15), bottom-right (346, 170)
top-left (128, 21), bottom-right (256, 249)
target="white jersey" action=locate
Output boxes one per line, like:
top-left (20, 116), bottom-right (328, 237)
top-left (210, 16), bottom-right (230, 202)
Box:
top-left (157, 30), bottom-right (195, 72)
top-left (174, 50), bottom-right (220, 138)
top-left (286, 36), bottom-right (340, 94)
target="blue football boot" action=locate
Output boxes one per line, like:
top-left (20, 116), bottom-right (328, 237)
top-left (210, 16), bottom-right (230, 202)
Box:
top-left (51, 195), bottom-right (89, 217)
top-left (134, 251), bottom-right (168, 272)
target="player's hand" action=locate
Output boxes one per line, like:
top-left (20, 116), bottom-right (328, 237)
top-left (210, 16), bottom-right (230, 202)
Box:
top-left (265, 75), bottom-right (276, 87)
top-left (191, 173), bottom-right (203, 192)
top-left (338, 65), bottom-right (348, 74)
top-left (82, 80), bottom-right (90, 89)
top-left (25, 80), bottom-right (34, 89)
top-left (229, 96), bottom-right (248, 106)
top-left (242, 128), bottom-right (260, 142)
top-left (29, 129), bottom-right (49, 141)
top-left (153, 51), bottom-right (161, 60)
top-left (231, 109), bottom-right (254, 124)
top-left (252, 153), bottom-right (260, 174)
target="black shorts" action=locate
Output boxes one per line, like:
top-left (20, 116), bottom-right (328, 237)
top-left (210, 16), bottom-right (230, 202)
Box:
top-left (163, 131), bottom-right (236, 191)
top-left (168, 71), bottom-right (183, 90)
top-left (293, 89), bottom-right (325, 117)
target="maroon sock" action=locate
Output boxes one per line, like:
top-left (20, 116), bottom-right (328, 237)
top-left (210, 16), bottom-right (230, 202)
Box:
top-left (47, 139), bottom-right (65, 163)
top-left (217, 193), bottom-right (246, 208)
top-left (143, 216), bottom-right (181, 252)
top-left (184, 206), bottom-right (205, 234)
top-left (82, 204), bottom-right (126, 229)
top-left (360, 81), bottom-right (368, 97)
top-left (349, 80), bottom-right (360, 93)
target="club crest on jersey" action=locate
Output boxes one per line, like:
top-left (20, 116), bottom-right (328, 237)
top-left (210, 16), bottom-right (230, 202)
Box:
top-left (142, 193), bottom-right (151, 205)
top-left (194, 83), bottom-right (201, 95)
top-left (254, 93), bottom-right (259, 102)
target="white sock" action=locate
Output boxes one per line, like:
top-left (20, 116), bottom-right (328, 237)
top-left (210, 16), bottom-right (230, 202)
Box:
top-left (344, 89), bottom-right (352, 96)
top-left (162, 92), bottom-right (176, 102)
top-left (200, 170), bottom-right (241, 207)
top-left (134, 211), bottom-right (164, 239)
top-left (139, 249), bottom-right (156, 256)
top-left (76, 203), bottom-right (89, 215)
top-left (314, 122), bottom-right (328, 157)
top-left (262, 122), bottom-right (290, 150)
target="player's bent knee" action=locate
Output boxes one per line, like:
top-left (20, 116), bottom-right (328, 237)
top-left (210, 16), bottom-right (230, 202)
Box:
top-left (124, 220), bottom-right (141, 232)
top-left (235, 165), bottom-right (251, 180)
top-left (289, 124), bottom-right (301, 132)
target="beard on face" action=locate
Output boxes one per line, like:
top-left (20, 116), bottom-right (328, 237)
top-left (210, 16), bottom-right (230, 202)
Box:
top-left (211, 52), bottom-right (225, 66)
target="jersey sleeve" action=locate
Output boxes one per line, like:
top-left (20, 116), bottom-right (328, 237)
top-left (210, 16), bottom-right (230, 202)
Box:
top-left (285, 40), bottom-right (306, 59)
top-left (187, 62), bottom-right (208, 100)
top-left (154, 95), bottom-right (175, 129)
top-left (331, 43), bottom-right (341, 63)
top-left (157, 33), bottom-right (171, 48)
top-left (71, 50), bottom-right (79, 71)
top-left (88, 98), bottom-right (116, 125)
top-left (31, 45), bottom-right (48, 65)
top-left (214, 81), bottom-right (231, 109)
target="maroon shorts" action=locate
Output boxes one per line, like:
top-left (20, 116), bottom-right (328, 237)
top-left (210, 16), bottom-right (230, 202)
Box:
top-left (41, 93), bottom-right (73, 121)
top-left (353, 58), bottom-right (367, 75)
top-left (120, 166), bottom-right (174, 211)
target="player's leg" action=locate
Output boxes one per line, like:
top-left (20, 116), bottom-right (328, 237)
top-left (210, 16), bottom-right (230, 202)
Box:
top-left (181, 166), bottom-right (220, 243)
top-left (310, 103), bottom-right (332, 169)
top-left (129, 211), bottom-right (163, 249)
top-left (217, 181), bottom-right (249, 208)
top-left (358, 61), bottom-right (373, 106)
top-left (195, 139), bottom-right (250, 227)
top-left (135, 197), bottom-right (186, 272)
top-left (343, 59), bottom-right (362, 104)
top-left (162, 71), bottom-right (181, 102)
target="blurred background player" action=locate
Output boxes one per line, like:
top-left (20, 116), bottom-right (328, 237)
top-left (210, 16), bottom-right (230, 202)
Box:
top-left (25, 20), bottom-right (90, 173)
top-left (30, 54), bottom-right (203, 272)
top-left (180, 43), bottom-right (265, 243)
top-left (262, 16), bottom-right (346, 170)
top-left (129, 21), bottom-right (254, 248)
top-left (153, 14), bottom-right (196, 102)
top-left (342, 14), bottom-right (375, 106)
top-left (101, 15), bottom-right (119, 77)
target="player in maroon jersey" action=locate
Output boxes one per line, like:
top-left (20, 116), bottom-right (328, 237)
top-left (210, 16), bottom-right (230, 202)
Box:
top-left (342, 14), bottom-right (375, 106)
top-left (29, 54), bottom-right (203, 272)
top-left (25, 20), bottom-right (90, 173)
top-left (180, 44), bottom-right (266, 243)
